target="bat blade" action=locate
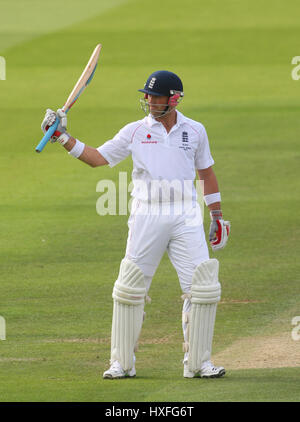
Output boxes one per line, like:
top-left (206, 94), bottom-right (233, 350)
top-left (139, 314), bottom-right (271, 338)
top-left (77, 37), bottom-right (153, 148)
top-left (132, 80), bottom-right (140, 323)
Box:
top-left (35, 44), bottom-right (102, 153)
top-left (63, 44), bottom-right (101, 113)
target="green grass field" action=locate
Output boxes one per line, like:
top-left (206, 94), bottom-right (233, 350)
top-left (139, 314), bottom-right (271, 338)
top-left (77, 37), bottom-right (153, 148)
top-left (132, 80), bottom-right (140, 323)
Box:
top-left (0, 0), bottom-right (299, 402)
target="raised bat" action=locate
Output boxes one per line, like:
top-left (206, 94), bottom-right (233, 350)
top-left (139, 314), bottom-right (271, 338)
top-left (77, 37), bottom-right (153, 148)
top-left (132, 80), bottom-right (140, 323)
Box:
top-left (35, 43), bottom-right (102, 153)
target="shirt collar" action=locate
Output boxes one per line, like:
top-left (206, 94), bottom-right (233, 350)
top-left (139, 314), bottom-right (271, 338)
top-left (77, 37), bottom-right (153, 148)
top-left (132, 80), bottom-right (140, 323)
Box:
top-left (145, 110), bottom-right (186, 129)
top-left (175, 110), bottom-right (185, 127)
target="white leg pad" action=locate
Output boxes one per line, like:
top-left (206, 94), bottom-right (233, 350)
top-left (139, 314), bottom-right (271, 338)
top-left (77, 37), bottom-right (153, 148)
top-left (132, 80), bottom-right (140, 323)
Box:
top-left (186, 259), bottom-right (221, 372)
top-left (110, 258), bottom-right (146, 371)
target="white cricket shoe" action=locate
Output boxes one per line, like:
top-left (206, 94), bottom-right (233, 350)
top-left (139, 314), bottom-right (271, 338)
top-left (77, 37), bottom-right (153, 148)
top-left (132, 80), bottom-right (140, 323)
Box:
top-left (103, 360), bottom-right (136, 379)
top-left (184, 360), bottom-right (225, 379)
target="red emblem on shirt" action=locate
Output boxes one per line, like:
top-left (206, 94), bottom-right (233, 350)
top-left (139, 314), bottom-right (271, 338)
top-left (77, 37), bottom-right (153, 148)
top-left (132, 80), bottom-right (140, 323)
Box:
top-left (142, 133), bottom-right (157, 144)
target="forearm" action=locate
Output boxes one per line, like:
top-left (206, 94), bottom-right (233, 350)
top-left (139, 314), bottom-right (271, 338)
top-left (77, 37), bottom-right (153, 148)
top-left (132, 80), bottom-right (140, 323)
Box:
top-left (63, 137), bottom-right (108, 167)
top-left (204, 175), bottom-right (220, 211)
top-left (197, 167), bottom-right (221, 210)
top-left (199, 167), bottom-right (230, 249)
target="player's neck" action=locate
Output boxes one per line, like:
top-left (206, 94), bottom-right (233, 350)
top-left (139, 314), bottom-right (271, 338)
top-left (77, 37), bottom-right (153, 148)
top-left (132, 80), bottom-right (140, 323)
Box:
top-left (155, 109), bottom-right (177, 133)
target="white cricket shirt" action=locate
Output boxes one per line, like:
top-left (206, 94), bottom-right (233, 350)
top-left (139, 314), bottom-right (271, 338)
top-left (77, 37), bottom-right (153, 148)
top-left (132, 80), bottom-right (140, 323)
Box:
top-left (97, 111), bottom-right (214, 203)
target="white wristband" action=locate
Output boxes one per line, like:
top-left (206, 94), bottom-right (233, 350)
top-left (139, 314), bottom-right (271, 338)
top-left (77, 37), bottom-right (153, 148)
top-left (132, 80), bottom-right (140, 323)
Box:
top-left (69, 139), bottom-right (85, 158)
top-left (203, 192), bottom-right (221, 206)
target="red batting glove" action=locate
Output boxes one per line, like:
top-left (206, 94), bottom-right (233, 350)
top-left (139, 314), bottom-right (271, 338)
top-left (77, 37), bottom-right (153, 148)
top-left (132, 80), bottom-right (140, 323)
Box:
top-left (209, 210), bottom-right (230, 251)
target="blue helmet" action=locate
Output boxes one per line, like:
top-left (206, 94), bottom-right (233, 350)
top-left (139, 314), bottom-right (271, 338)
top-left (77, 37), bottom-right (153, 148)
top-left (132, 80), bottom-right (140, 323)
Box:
top-left (138, 70), bottom-right (184, 97)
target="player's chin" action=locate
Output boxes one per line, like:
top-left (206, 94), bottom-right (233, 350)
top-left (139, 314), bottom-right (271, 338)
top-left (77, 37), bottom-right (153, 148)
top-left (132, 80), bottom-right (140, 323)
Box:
top-left (150, 108), bottom-right (164, 117)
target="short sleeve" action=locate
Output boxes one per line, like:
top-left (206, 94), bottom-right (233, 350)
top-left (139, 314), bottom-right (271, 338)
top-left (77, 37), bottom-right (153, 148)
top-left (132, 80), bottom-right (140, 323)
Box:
top-left (194, 125), bottom-right (215, 170)
top-left (97, 123), bottom-right (134, 168)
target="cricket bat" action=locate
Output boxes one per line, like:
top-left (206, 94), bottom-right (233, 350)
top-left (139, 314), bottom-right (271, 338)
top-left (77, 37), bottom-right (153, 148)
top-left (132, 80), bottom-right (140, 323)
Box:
top-left (35, 43), bottom-right (102, 153)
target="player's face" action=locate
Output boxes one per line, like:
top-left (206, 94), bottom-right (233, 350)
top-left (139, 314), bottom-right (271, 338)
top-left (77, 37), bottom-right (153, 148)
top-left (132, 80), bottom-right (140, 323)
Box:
top-left (148, 94), bottom-right (169, 117)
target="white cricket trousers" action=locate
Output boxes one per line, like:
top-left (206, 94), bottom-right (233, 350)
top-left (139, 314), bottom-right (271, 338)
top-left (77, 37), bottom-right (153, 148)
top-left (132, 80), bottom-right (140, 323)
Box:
top-left (124, 198), bottom-right (210, 293)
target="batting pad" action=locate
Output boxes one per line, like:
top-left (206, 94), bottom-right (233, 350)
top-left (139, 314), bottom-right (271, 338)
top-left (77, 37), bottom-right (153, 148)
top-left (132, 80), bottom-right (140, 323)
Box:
top-left (186, 259), bottom-right (221, 372)
top-left (111, 258), bottom-right (146, 371)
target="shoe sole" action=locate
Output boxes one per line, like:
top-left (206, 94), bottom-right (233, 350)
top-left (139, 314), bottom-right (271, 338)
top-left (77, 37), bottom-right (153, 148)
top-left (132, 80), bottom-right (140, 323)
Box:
top-left (201, 369), bottom-right (226, 379)
top-left (103, 374), bottom-right (136, 380)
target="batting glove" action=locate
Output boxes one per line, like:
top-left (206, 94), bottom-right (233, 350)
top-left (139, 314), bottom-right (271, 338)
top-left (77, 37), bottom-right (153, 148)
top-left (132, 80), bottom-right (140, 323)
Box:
top-left (209, 210), bottom-right (230, 251)
top-left (41, 108), bottom-right (70, 145)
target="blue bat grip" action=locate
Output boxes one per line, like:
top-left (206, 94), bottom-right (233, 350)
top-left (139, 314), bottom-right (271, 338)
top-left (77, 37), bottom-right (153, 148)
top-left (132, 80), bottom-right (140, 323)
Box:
top-left (35, 118), bottom-right (60, 153)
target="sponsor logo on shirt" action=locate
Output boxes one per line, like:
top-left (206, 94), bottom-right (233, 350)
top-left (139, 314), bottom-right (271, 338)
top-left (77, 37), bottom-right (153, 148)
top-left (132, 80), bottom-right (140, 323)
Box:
top-left (141, 133), bottom-right (158, 144)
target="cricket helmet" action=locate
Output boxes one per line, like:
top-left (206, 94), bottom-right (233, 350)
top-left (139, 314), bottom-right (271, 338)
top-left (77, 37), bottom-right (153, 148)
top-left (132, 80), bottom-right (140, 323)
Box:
top-left (138, 70), bottom-right (184, 98)
top-left (139, 70), bottom-right (184, 117)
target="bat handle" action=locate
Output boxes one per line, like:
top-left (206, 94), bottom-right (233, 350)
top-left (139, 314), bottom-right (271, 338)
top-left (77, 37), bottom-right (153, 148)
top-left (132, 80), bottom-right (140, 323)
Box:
top-left (35, 118), bottom-right (60, 153)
